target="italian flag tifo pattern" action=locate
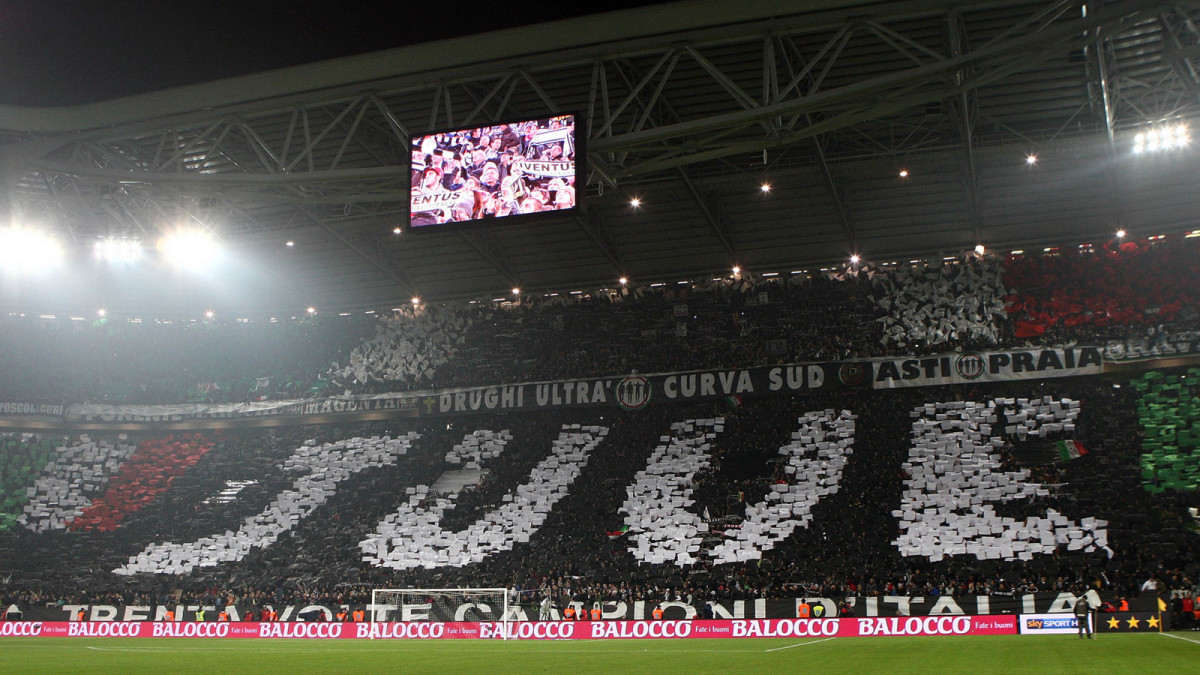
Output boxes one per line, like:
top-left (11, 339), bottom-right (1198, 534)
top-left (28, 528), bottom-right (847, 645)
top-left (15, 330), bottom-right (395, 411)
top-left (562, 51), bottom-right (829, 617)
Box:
top-left (67, 434), bottom-right (215, 532)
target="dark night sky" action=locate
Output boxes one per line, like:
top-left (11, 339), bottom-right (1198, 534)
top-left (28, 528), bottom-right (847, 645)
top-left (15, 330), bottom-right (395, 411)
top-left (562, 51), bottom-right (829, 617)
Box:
top-left (0, 0), bottom-right (675, 107)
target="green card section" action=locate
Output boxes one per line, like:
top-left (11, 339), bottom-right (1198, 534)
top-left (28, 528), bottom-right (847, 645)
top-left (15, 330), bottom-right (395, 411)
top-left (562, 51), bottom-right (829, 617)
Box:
top-left (0, 435), bottom-right (57, 530)
top-left (1135, 369), bottom-right (1200, 493)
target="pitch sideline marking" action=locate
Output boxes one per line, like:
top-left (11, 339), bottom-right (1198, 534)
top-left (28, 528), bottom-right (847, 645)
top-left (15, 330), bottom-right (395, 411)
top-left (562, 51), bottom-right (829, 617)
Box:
top-left (764, 637), bottom-right (836, 652)
top-left (1160, 632), bottom-right (1200, 646)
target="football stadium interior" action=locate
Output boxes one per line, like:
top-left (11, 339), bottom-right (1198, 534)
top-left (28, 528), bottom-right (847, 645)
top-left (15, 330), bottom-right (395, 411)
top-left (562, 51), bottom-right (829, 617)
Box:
top-left (1, 0), bottom-right (1200, 672)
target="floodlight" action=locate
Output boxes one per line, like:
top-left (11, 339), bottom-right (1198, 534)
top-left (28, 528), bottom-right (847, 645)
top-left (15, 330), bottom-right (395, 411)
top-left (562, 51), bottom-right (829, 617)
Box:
top-left (1133, 124), bottom-right (1188, 153)
top-left (286, 240), bottom-right (295, 247)
top-left (158, 231), bottom-right (218, 267)
top-left (205, 310), bottom-right (214, 319)
top-left (1025, 154), bottom-right (1037, 165)
top-left (629, 198), bottom-right (641, 208)
top-left (97, 308), bottom-right (107, 317)
top-left (411, 297), bottom-right (420, 306)
top-left (93, 238), bottom-right (143, 263)
top-left (898, 169), bottom-right (909, 178)
top-left (760, 183), bottom-right (771, 193)
top-left (731, 266), bottom-right (741, 275)
top-left (849, 254), bottom-right (861, 265)
top-left (618, 277), bottom-right (628, 286)
top-left (512, 287), bottom-right (521, 295)
top-left (0, 227), bottom-right (63, 273)
top-left (975, 244), bottom-right (986, 255)
top-left (307, 307), bottom-right (316, 314)
top-left (1116, 229), bottom-right (1126, 239)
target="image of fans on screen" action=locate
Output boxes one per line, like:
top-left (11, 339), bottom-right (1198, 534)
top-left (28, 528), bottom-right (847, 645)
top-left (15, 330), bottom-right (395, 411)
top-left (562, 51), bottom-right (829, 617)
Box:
top-left (409, 115), bottom-right (576, 228)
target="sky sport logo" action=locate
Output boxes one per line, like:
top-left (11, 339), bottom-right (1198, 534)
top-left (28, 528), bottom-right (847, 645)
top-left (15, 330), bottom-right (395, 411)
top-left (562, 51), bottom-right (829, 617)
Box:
top-left (955, 353), bottom-right (985, 379)
top-left (1026, 618), bottom-right (1076, 629)
top-left (616, 376), bottom-right (651, 411)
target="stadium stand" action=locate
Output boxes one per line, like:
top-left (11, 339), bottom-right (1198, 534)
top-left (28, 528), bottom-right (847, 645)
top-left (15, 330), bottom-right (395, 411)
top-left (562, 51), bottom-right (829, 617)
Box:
top-left (3, 235), bottom-right (1200, 410)
top-left (67, 435), bottom-right (216, 533)
top-left (871, 256), bottom-right (1007, 350)
top-left (1135, 369), bottom-right (1200, 493)
top-left (0, 435), bottom-right (58, 531)
top-left (1004, 237), bottom-right (1200, 341)
top-left (0, 313), bottom-right (375, 405)
top-left (2, 235), bottom-right (1200, 617)
top-left (0, 376), bottom-right (1197, 613)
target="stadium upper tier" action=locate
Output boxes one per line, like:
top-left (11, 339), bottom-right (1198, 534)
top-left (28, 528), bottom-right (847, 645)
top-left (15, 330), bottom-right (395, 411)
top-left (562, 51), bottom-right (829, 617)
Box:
top-left (0, 234), bottom-right (1196, 406)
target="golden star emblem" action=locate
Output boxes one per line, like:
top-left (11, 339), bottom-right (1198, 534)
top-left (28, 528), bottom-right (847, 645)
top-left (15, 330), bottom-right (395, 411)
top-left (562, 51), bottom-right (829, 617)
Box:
top-left (1127, 616), bottom-right (1140, 628)
top-left (1147, 616), bottom-right (1160, 629)
top-left (1107, 616), bottom-right (1120, 629)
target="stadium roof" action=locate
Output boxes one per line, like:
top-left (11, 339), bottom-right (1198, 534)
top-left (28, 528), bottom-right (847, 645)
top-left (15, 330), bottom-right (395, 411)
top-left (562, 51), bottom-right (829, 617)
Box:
top-left (1, 0), bottom-right (1199, 317)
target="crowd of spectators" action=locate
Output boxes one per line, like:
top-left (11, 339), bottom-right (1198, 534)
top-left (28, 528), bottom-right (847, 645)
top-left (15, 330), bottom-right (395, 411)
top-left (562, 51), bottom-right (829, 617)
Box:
top-left (2, 235), bottom-right (1200, 407)
top-left (2, 234), bottom-right (1200, 616)
top-left (1, 375), bottom-right (1198, 614)
top-left (1004, 237), bottom-right (1200, 343)
top-left (0, 314), bottom-right (375, 405)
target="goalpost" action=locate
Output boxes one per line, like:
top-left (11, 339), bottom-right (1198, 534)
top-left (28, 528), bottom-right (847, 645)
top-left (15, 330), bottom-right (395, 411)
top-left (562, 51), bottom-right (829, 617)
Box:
top-left (369, 588), bottom-right (512, 635)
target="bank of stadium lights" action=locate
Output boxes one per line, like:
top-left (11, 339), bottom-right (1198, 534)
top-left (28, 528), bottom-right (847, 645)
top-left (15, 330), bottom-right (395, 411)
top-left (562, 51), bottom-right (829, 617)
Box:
top-left (158, 231), bottom-right (218, 268)
top-left (1133, 124), bottom-right (1188, 154)
top-left (93, 238), bottom-right (143, 263)
top-left (0, 227), bottom-right (62, 273)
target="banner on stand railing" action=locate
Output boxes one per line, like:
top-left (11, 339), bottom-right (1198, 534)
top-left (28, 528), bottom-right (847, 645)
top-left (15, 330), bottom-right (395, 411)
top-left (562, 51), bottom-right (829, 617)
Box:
top-left (0, 616), bottom-right (1018, 640)
top-left (870, 347), bottom-right (1103, 389)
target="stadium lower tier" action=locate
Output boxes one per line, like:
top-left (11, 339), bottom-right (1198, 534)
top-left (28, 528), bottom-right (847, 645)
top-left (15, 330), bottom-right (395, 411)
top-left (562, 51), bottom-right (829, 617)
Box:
top-left (0, 592), bottom-right (1170, 621)
top-left (1, 374), bottom-right (1198, 611)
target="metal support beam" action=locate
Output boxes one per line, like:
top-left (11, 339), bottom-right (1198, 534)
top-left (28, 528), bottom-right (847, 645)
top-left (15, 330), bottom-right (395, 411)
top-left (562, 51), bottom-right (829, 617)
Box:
top-left (947, 10), bottom-right (983, 244)
top-left (811, 135), bottom-right (856, 254)
top-left (285, 97), bottom-right (363, 172)
top-left (589, 0), bottom-right (1159, 159)
top-left (679, 169), bottom-right (737, 262)
top-left (572, 210), bottom-right (625, 276)
top-left (457, 230), bottom-right (518, 287)
top-left (777, 32), bottom-right (858, 255)
top-left (1157, 6), bottom-right (1200, 104)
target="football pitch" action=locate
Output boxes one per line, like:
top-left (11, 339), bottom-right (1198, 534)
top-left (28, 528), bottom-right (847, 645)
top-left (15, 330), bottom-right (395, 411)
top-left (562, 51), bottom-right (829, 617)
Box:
top-left (1, 632), bottom-right (1198, 674)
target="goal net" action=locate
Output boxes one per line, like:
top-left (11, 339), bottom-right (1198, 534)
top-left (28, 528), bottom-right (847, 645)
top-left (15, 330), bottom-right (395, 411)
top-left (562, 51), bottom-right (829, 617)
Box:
top-left (370, 588), bottom-right (511, 630)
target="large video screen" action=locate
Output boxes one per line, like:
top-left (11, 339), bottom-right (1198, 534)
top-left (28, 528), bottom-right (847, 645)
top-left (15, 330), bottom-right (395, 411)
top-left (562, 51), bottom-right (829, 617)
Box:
top-left (408, 115), bottom-right (578, 230)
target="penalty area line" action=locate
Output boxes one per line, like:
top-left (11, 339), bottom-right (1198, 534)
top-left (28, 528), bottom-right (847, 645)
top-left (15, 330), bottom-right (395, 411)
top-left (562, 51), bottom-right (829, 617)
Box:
top-left (764, 637), bottom-right (836, 652)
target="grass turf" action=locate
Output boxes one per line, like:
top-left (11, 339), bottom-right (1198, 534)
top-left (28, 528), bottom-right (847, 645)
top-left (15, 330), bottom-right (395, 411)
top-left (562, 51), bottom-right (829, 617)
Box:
top-left (0, 632), bottom-right (1197, 674)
